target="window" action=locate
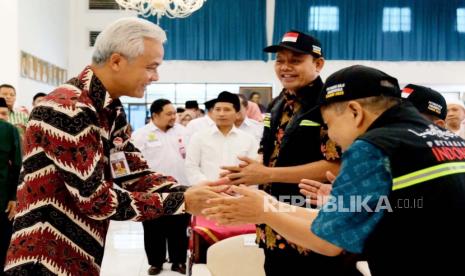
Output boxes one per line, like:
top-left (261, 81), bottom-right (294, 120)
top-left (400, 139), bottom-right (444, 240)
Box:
top-left (383, 7), bottom-right (411, 32)
top-left (89, 31), bottom-right (100, 47)
top-left (458, 8), bottom-right (465, 33)
top-left (308, 6), bottom-right (339, 31)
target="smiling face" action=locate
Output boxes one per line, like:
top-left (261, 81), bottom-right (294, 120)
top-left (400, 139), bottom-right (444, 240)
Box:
top-left (321, 104), bottom-right (361, 152)
top-left (274, 49), bottom-right (324, 92)
top-left (112, 38), bottom-right (164, 98)
top-left (321, 100), bottom-right (382, 152)
top-left (153, 103), bottom-right (176, 130)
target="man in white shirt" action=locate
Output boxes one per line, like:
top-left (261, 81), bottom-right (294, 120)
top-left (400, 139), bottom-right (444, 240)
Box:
top-left (132, 99), bottom-right (190, 275)
top-left (237, 94), bottom-right (264, 143)
top-left (185, 92), bottom-right (258, 185)
top-left (185, 98), bottom-right (216, 144)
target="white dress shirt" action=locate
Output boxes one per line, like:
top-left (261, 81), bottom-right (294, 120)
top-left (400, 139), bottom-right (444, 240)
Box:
top-left (237, 117), bottom-right (264, 143)
top-left (185, 114), bottom-right (216, 145)
top-left (185, 125), bottom-right (259, 185)
top-left (132, 122), bottom-right (190, 186)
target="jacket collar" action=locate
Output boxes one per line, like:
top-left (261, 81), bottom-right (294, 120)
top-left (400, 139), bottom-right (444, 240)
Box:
top-left (294, 76), bottom-right (324, 109)
top-left (72, 66), bottom-right (114, 111)
top-left (367, 101), bottom-right (429, 132)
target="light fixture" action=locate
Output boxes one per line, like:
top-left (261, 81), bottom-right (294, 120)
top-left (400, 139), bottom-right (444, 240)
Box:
top-left (115, 0), bottom-right (206, 24)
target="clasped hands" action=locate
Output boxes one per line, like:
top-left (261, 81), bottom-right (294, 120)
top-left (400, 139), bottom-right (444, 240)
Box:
top-left (185, 156), bottom-right (335, 226)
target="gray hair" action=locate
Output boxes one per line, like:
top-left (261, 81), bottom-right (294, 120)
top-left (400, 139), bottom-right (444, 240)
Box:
top-left (92, 17), bottom-right (167, 65)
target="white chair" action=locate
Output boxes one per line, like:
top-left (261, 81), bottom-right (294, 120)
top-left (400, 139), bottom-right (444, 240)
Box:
top-left (356, 261), bottom-right (372, 276)
top-left (191, 234), bottom-right (265, 276)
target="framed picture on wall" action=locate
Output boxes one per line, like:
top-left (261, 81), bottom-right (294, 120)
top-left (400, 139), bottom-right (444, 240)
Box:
top-left (19, 50), bottom-right (68, 86)
top-left (239, 86), bottom-right (273, 112)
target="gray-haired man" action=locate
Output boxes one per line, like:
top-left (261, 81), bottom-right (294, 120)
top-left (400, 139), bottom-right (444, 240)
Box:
top-left (4, 17), bottom-right (224, 275)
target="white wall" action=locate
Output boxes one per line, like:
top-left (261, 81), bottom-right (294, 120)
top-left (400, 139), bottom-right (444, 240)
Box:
top-left (15, 0), bottom-right (70, 109)
top-left (68, 0), bottom-right (136, 77)
top-left (62, 0), bottom-right (465, 100)
top-left (0, 0), bottom-right (19, 89)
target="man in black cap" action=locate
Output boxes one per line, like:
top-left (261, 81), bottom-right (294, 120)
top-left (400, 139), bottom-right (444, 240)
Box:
top-left (185, 98), bottom-right (217, 144)
top-left (219, 31), bottom-right (351, 275)
top-left (402, 84), bottom-right (447, 127)
top-left (299, 83), bottom-right (449, 209)
top-left (185, 91), bottom-right (257, 185)
top-left (185, 100), bottom-right (201, 118)
top-left (204, 65), bottom-right (465, 276)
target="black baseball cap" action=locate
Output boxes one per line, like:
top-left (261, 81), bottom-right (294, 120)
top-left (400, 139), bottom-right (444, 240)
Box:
top-left (320, 65), bottom-right (401, 106)
top-left (402, 84), bottom-right (447, 120)
top-left (215, 91), bottom-right (240, 112)
top-left (264, 30), bottom-right (323, 58)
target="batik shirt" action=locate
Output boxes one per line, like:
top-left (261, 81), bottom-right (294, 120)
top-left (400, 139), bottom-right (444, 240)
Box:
top-left (4, 66), bottom-right (187, 275)
top-left (257, 82), bottom-right (341, 255)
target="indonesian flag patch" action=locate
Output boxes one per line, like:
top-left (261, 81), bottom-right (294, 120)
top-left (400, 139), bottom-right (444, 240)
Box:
top-left (282, 32), bottom-right (299, 42)
top-left (401, 87), bottom-right (414, 98)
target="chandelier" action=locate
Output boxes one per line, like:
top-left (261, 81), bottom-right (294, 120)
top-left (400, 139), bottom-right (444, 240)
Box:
top-left (115, 0), bottom-right (206, 24)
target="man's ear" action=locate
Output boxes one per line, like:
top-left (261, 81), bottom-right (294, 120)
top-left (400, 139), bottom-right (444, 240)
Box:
top-left (435, 119), bottom-right (446, 128)
top-left (109, 53), bottom-right (125, 71)
top-left (347, 101), bottom-right (364, 127)
top-left (314, 57), bottom-right (325, 73)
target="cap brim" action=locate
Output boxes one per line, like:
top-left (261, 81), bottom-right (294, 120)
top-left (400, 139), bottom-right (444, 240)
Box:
top-left (263, 44), bottom-right (311, 55)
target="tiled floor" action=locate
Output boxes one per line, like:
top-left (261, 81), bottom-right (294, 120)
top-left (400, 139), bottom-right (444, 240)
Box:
top-left (100, 221), bottom-right (186, 276)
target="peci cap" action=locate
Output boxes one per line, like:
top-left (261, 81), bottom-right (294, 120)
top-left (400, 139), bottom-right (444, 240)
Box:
top-left (402, 84), bottom-right (447, 120)
top-left (204, 98), bottom-right (217, 110)
top-left (215, 91), bottom-right (240, 112)
top-left (320, 65), bottom-right (401, 106)
top-left (263, 30), bottom-right (323, 58)
top-left (446, 99), bottom-right (465, 111)
top-left (185, 100), bottom-right (199, 109)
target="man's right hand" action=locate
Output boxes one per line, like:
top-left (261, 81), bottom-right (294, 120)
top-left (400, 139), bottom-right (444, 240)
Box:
top-left (184, 184), bottom-right (229, 216)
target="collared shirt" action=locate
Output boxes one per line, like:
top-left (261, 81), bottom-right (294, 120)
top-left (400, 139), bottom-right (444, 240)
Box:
top-left (132, 123), bottom-right (190, 186)
top-left (257, 77), bottom-right (342, 256)
top-left (8, 108), bottom-right (28, 137)
top-left (185, 114), bottom-right (216, 145)
top-left (237, 117), bottom-right (264, 143)
top-left (185, 125), bottom-right (258, 185)
top-left (5, 66), bottom-right (188, 276)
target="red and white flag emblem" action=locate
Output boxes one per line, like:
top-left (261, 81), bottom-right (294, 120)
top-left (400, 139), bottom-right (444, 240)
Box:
top-left (282, 32), bottom-right (299, 42)
top-left (401, 87), bottom-right (414, 98)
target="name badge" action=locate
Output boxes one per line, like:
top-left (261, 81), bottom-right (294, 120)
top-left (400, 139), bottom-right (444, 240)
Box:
top-left (110, 151), bottom-right (131, 178)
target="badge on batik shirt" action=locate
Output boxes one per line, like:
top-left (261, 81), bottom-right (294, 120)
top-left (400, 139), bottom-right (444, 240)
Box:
top-left (110, 151), bottom-right (131, 178)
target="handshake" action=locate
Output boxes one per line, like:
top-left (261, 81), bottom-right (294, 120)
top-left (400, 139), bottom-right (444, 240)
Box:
top-left (183, 179), bottom-right (272, 226)
top-left (183, 156), bottom-right (334, 226)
